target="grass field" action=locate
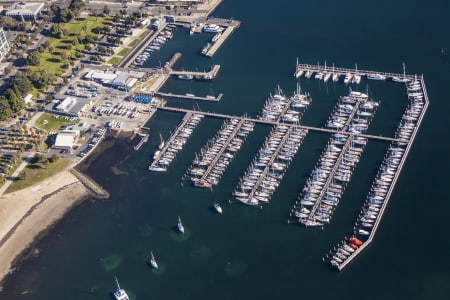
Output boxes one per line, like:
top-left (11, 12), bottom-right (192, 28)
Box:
top-left (6, 158), bottom-right (71, 193)
top-left (31, 16), bottom-right (111, 77)
top-left (108, 56), bottom-right (121, 65)
top-left (128, 38), bottom-right (139, 47)
top-left (117, 47), bottom-right (131, 56)
top-left (36, 113), bottom-right (78, 132)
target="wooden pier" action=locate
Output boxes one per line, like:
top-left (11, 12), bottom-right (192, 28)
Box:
top-left (134, 133), bottom-right (149, 151)
top-left (155, 106), bottom-right (401, 143)
top-left (205, 26), bottom-right (235, 57)
top-left (333, 77), bottom-right (429, 271)
top-left (155, 92), bottom-right (223, 102)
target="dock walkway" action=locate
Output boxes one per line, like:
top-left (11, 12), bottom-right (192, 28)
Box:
top-left (156, 106), bottom-right (400, 143)
top-left (205, 26), bottom-right (235, 57)
top-left (200, 118), bottom-right (245, 183)
top-left (155, 92), bottom-right (223, 102)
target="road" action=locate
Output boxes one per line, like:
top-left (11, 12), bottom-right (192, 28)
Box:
top-left (0, 158), bottom-right (31, 198)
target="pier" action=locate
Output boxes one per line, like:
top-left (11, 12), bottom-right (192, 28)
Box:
top-left (200, 118), bottom-right (245, 183)
top-left (205, 26), bottom-right (235, 57)
top-left (294, 62), bottom-right (420, 82)
top-left (169, 64), bottom-right (221, 80)
top-left (155, 92), bottom-right (223, 102)
top-left (325, 76), bottom-right (429, 271)
top-left (155, 106), bottom-right (400, 143)
top-left (149, 112), bottom-right (204, 171)
top-left (134, 133), bottom-right (149, 151)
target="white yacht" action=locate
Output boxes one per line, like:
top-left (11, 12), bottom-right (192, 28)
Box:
top-left (203, 24), bottom-right (224, 33)
top-left (113, 277), bottom-right (129, 300)
top-left (367, 73), bottom-right (387, 80)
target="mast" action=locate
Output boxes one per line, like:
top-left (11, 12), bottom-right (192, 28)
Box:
top-left (115, 276), bottom-right (121, 290)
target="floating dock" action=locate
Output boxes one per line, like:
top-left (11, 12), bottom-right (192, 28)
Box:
top-left (169, 65), bottom-right (221, 80)
top-left (134, 133), bottom-right (149, 151)
top-left (205, 26), bottom-right (235, 57)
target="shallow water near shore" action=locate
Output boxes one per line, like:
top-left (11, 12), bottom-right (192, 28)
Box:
top-left (1, 0), bottom-right (450, 299)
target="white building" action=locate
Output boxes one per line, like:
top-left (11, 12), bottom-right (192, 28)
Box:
top-left (6, 2), bottom-right (45, 22)
top-left (0, 29), bottom-right (10, 62)
top-left (54, 130), bottom-right (79, 149)
top-left (56, 97), bottom-right (77, 113)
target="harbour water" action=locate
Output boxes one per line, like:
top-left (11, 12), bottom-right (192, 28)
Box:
top-left (2, 0), bottom-right (450, 299)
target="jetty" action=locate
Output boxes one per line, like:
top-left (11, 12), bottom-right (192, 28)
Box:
top-left (169, 65), bottom-right (221, 80)
top-left (134, 133), bottom-right (149, 151)
top-left (155, 92), bottom-right (223, 102)
top-left (205, 26), bottom-right (235, 57)
top-left (149, 112), bottom-right (204, 171)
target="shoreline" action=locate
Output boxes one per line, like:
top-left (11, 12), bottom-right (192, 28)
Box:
top-left (0, 170), bottom-right (94, 287)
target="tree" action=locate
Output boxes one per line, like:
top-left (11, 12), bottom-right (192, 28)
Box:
top-left (60, 51), bottom-right (68, 61)
top-left (49, 153), bottom-right (59, 163)
top-left (5, 88), bottom-right (24, 112)
top-left (103, 5), bottom-right (111, 16)
top-left (44, 40), bottom-right (51, 49)
top-left (93, 9), bottom-right (98, 21)
top-left (60, 9), bottom-right (75, 23)
top-left (62, 28), bottom-right (69, 38)
top-left (26, 50), bottom-right (41, 66)
top-left (4, 66), bottom-right (12, 75)
top-left (0, 16), bottom-right (18, 30)
top-left (51, 23), bottom-right (62, 37)
top-left (18, 170), bottom-right (27, 180)
top-left (72, 37), bottom-right (78, 46)
top-left (0, 97), bottom-right (12, 121)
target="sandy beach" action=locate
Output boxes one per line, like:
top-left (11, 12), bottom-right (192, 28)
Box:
top-left (0, 170), bottom-right (92, 285)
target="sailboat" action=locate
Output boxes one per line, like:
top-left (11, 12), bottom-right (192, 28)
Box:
top-left (177, 216), bottom-right (185, 234)
top-left (113, 277), bottom-right (129, 300)
top-left (150, 251), bottom-right (158, 269)
top-left (392, 63), bottom-right (410, 83)
top-left (332, 64), bottom-right (340, 82)
top-left (158, 133), bottom-right (165, 150)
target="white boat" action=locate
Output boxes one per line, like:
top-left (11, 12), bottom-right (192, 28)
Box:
top-left (177, 216), bottom-right (185, 234)
top-left (178, 74), bottom-right (194, 80)
top-left (213, 203), bottom-right (223, 214)
top-left (211, 32), bottom-right (222, 42)
top-left (203, 24), bottom-right (224, 33)
top-left (150, 251), bottom-right (158, 269)
top-left (113, 277), bottom-right (129, 300)
top-left (158, 133), bottom-right (165, 150)
top-left (392, 63), bottom-right (410, 83)
top-left (367, 73), bottom-right (387, 80)
top-left (148, 165), bottom-right (167, 172)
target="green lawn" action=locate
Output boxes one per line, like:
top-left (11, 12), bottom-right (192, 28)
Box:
top-left (6, 158), bottom-right (71, 193)
top-left (108, 56), bottom-right (121, 65)
top-left (138, 30), bottom-right (149, 39)
top-left (36, 112), bottom-right (77, 132)
top-left (117, 47), bottom-right (131, 56)
top-left (31, 16), bottom-right (111, 76)
top-left (128, 38), bottom-right (139, 47)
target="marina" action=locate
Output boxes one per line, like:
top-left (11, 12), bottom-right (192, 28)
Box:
top-left (321, 75), bottom-right (429, 271)
top-left (293, 61), bottom-right (416, 84)
top-left (169, 65), bottom-right (221, 80)
top-left (148, 112), bottom-right (204, 171)
top-left (186, 117), bottom-right (254, 188)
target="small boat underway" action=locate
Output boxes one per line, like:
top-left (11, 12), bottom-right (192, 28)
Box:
top-left (214, 203), bottom-right (223, 214)
top-left (113, 277), bottom-right (129, 300)
top-left (177, 216), bottom-right (185, 234)
top-left (150, 251), bottom-right (158, 269)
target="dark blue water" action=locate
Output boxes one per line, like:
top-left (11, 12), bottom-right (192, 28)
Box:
top-left (2, 0), bottom-right (450, 299)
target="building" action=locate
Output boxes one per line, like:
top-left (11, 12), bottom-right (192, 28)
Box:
top-left (54, 130), bottom-right (79, 149)
top-left (6, 2), bottom-right (45, 22)
top-left (0, 29), bottom-right (10, 62)
top-left (56, 97), bottom-right (77, 113)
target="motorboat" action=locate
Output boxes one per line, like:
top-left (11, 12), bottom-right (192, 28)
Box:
top-left (214, 203), bottom-right (223, 214)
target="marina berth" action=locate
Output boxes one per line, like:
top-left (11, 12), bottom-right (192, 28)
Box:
top-left (149, 113), bottom-right (204, 171)
top-left (187, 118), bottom-right (254, 187)
top-left (323, 74), bottom-right (428, 271)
